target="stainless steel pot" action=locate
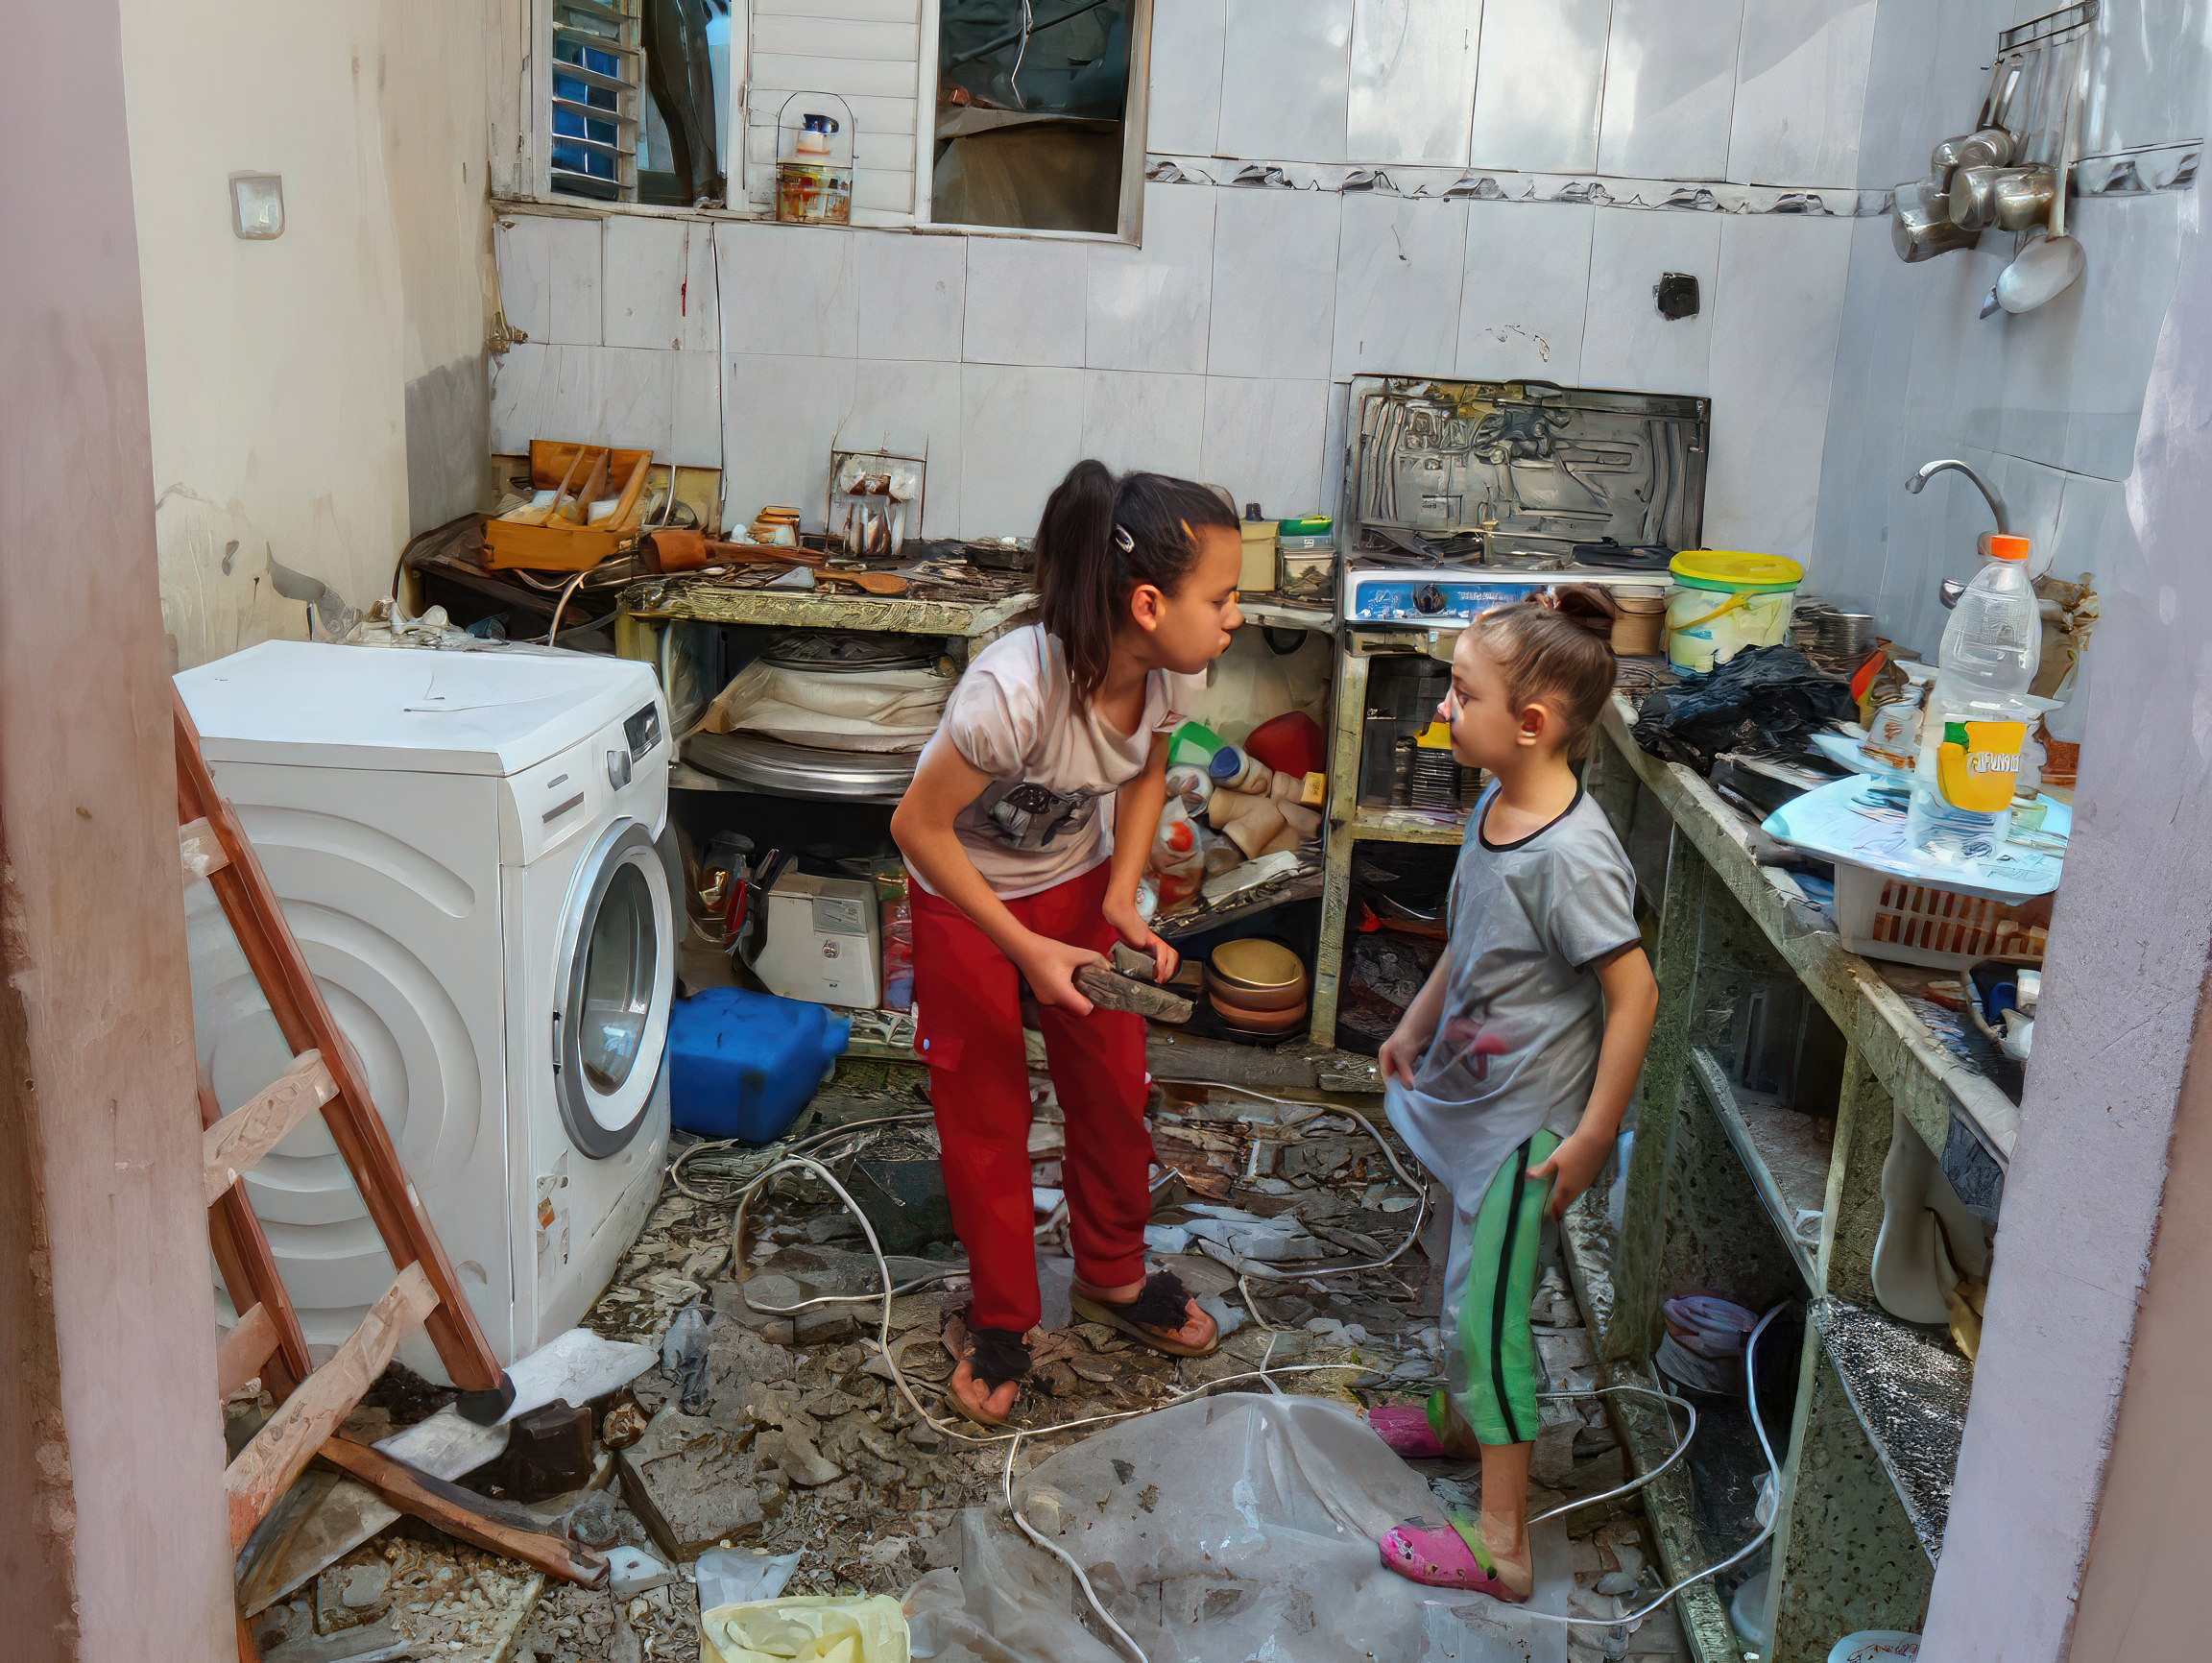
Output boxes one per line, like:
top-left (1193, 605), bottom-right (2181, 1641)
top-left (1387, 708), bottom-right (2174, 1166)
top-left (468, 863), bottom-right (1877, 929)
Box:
top-left (1893, 180), bottom-right (1982, 262)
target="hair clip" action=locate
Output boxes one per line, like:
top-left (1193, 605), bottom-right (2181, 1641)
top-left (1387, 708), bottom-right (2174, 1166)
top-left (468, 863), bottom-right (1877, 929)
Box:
top-left (1113, 524), bottom-right (1136, 552)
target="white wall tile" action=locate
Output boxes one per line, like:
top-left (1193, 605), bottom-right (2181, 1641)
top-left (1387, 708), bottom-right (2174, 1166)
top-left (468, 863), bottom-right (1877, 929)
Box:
top-left (1993, 193), bottom-right (2184, 481)
top-left (844, 359), bottom-right (963, 538)
top-left (1851, 0), bottom-right (1950, 191)
top-left (1347, 0), bottom-right (1481, 166)
top-left (1148, 0), bottom-right (1228, 156)
top-left (723, 352), bottom-right (858, 532)
top-left (1207, 188), bottom-right (1342, 381)
top-left (1455, 202), bottom-right (1594, 382)
top-left (1217, 0), bottom-right (1354, 163)
top-left (1469, 0), bottom-right (1609, 173)
top-left (2089, 0), bottom-right (2212, 157)
top-left (854, 230), bottom-right (966, 362)
top-left (672, 349), bottom-right (722, 470)
top-left (960, 364), bottom-right (1086, 539)
top-left (1704, 213), bottom-right (1853, 560)
top-left (963, 236), bottom-right (1087, 367)
top-left (1578, 209), bottom-right (1722, 395)
top-left (493, 343), bottom-right (677, 457)
top-left (1332, 196), bottom-right (1467, 378)
top-left (1080, 371), bottom-right (1209, 477)
top-left (1088, 183), bottom-right (1215, 374)
top-left (713, 222), bottom-right (858, 357)
top-left (489, 341), bottom-right (548, 454)
top-left (1319, 379), bottom-right (1352, 517)
top-left (1727, 0), bottom-right (1877, 186)
top-left (494, 216), bottom-right (551, 345)
top-left (1597, 0), bottom-right (1746, 181)
top-left (546, 217), bottom-right (604, 346)
top-left (680, 222), bottom-right (720, 352)
top-left (603, 217), bottom-right (685, 349)
top-left (1200, 377), bottom-right (1331, 518)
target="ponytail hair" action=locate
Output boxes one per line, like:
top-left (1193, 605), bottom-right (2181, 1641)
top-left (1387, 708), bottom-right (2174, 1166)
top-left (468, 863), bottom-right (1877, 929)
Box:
top-left (1034, 460), bottom-right (1241, 707)
top-left (1465, 584), bottom-right (1619, 757)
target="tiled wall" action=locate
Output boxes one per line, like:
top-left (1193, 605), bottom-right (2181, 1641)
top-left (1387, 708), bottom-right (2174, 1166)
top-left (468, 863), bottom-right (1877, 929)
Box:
top-left (489, 0), bottom-right (2203, 605)
top-left (1809, 0), bottom-right (2206, 662)
top-left (493, 0), bottom-right (1881, 553)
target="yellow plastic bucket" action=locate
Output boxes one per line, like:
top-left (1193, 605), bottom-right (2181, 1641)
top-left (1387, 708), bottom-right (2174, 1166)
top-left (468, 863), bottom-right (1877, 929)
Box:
top-left (1666, 549), bottom-right (1803, 673)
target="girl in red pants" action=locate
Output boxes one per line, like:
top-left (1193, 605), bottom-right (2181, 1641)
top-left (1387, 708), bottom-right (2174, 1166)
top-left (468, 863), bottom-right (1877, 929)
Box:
top-left (891, 460), bottom-right (1244, 1425)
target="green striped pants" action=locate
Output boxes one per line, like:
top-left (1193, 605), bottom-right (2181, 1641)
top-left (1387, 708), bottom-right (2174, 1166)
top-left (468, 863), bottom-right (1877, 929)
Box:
top-left (1431, 1129), bottom-right (1560, 1448)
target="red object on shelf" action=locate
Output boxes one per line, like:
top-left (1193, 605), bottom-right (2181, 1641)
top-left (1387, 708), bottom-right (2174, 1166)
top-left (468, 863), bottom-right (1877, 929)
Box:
top-left (1245, 711), bottom-right (1325, 779)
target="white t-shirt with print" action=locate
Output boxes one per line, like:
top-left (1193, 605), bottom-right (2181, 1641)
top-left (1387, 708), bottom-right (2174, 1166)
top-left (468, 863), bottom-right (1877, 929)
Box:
top-left (914, 625), bottom-right (1199, 900)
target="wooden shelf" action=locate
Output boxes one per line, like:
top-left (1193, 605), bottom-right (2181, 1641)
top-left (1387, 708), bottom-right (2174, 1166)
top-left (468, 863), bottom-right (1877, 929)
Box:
top-left (1348, 804), bottom-right (1470, 845)
top-left (1688, 1048), bottom-right (1833, 1294)
top-left (1815, 1297), bottom-right (1971, 1565)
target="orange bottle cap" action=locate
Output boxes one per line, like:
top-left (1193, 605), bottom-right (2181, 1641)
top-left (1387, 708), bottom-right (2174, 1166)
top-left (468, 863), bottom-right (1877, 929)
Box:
top-left (1988, 534), bottom-right (2030, 562)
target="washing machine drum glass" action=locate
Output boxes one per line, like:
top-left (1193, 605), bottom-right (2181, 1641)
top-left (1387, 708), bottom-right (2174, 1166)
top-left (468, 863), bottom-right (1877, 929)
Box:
top-left (583, 863), bottom-right (655, 1091)
top-left (561, 822), bottom-right (673, 1157)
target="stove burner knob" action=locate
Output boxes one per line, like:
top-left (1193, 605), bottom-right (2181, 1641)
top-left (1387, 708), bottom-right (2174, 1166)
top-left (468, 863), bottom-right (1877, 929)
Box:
top-left (1413, 583), bottom-right (1446, 615)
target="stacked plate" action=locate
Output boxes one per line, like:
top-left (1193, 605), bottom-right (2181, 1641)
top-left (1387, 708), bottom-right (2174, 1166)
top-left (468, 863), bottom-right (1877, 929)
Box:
top-left (1205, 939), bottom-right (1310, 1035)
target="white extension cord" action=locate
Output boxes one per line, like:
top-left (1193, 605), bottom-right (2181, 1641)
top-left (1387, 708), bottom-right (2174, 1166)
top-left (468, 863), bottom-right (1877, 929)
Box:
top-left (683, 1085), bottom-right (1788, 1657)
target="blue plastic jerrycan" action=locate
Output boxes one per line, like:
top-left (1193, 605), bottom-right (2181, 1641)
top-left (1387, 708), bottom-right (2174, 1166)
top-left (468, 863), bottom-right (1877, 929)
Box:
top-left (666, 986), bottom-right (851, 1143)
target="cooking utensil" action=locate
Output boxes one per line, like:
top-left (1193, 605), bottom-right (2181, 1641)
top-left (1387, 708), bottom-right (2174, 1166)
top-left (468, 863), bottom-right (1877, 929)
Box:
top-left (1997, 74), bottom-right (2086, 313)
top-left (1206, 990), bottom-right (1308, 1033)
top-left (1207, 937), bottom-right (1305, 995)
top-left (1989, 163), bottom-right (2058, 230)
top-left (1893, 179), bottom-right (1981, 262)
top-left (1202, 966), bottom-right (1309, 1013)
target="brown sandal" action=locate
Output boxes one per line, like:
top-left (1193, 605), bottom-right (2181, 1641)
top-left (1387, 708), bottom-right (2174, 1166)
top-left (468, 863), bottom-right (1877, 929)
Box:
top-left (1070, 1270), bottom-right (1221, 1359)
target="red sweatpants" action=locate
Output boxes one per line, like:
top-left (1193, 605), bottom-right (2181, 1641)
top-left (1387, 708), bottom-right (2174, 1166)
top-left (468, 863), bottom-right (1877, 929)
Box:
top-left (909, 859), bottom-right (1152, 1335)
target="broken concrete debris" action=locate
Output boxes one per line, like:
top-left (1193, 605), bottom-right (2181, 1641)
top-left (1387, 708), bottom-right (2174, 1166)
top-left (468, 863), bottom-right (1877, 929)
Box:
top-left (247, 1081), bottom-right (1681, 1663)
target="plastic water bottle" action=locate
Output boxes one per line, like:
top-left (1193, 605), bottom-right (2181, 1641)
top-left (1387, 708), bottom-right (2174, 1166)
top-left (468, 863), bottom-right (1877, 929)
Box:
top-left (1907, 536), bottom-right (2041, 864)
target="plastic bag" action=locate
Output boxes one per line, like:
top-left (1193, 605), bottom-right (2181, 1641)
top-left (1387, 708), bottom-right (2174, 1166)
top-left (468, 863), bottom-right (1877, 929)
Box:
top-left (701, 1595), bottom-right (909, 1663)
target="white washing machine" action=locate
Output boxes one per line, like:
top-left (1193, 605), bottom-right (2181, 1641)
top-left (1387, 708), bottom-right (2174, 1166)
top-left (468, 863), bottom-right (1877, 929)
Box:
top-left (178, 640), bottom-right (677, 1376)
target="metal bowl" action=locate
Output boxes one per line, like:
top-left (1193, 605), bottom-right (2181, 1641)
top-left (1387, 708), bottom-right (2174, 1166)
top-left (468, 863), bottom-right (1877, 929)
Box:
top-left (683, 732), bottom-right (918, 801)
top-left (1207, 989), bottom-right (1308, 1033)
top-left (1204, 967), bottom-right (1308, 1013)
top-left (1208, 938), bottom-right (1306, 995)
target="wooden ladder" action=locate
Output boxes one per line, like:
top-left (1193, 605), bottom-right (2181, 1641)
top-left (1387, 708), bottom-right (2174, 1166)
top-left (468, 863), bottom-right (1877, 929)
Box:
top-left (175, 690), bottom-right (517, 1656)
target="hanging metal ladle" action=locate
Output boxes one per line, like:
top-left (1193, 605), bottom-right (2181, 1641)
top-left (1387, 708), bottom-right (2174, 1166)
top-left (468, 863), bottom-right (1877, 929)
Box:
top-left (1995, 71), bottom-right (2086, 314)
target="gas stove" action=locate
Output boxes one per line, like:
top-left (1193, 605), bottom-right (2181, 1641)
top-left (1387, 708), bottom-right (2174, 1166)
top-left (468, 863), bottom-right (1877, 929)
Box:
top-left (1341, 566), bottom-right (1667, 626)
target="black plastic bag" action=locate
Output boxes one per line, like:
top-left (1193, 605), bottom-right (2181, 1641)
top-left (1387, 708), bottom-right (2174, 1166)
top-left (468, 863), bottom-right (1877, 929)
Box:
top-left (1632, 645), bottom-right (1858, 776)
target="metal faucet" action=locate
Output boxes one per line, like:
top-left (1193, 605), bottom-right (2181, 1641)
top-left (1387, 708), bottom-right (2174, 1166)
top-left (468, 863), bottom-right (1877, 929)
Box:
top-left (1905, 459), bottom-right (2009, 607)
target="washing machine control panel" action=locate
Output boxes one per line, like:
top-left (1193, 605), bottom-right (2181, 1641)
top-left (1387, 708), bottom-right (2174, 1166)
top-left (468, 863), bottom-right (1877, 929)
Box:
top-left (623, 702), bottom-right (662, 761)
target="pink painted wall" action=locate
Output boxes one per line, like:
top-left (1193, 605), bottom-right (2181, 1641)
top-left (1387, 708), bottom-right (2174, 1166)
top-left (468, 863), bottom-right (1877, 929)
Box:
top-left (1920, 67), bottom-right (2212, 1663)
top-left (1, 5), bottom-right (235, 1658)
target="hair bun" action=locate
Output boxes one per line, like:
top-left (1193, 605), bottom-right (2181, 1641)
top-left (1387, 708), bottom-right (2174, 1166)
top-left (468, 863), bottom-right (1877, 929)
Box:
top-left (1546, 584), bottom-right (1620, 640)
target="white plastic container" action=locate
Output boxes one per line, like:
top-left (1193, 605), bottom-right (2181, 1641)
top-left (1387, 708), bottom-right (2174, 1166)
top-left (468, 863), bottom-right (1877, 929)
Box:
top-left (1666, 550), bottom-right (1804, 673)
top-left (1826, 1633), bottom-right (1919, 1663)
top-left (1832, 858), bottom-right (2052, 970)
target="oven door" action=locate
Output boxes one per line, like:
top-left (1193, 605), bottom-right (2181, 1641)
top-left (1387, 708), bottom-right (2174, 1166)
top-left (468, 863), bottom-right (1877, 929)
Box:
top-left (554, 819), bottom-right (675, 1158)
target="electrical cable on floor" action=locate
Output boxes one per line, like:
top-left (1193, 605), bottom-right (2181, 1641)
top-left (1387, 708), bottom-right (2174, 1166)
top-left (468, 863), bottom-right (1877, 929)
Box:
top-left (688, 1086), bottom-right (1767, 1648)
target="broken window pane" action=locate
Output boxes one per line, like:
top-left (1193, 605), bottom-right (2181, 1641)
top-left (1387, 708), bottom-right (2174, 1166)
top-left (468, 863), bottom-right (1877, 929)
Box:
top-left (933, 0), bottom-right (1138, 235)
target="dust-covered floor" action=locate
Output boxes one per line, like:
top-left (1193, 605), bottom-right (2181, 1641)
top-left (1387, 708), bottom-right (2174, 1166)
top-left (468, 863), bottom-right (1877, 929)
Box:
top-left (259, 1071), bottom-right (1692, 1663)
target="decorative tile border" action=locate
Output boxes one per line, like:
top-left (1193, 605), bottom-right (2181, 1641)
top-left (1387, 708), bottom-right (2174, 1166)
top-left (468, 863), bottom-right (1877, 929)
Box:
top-left (1143, 156), bottom-right (1895, 217)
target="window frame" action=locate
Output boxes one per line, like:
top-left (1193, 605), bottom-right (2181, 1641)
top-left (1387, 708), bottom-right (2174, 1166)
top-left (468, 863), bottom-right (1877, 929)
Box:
top-left (514, 0), bottom-right (1152, 245)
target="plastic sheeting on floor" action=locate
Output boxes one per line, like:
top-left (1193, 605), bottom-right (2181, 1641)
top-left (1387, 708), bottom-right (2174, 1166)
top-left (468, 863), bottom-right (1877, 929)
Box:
top-left (904, 1392), bottom-right (1572, 1663)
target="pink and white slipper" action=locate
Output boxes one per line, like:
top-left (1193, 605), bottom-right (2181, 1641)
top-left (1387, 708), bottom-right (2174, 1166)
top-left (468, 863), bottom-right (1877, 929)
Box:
top-left (1364, 1403), bottom-right (1451, 1459)
top-left (1378, 1514), bottom-right (1530, 1602)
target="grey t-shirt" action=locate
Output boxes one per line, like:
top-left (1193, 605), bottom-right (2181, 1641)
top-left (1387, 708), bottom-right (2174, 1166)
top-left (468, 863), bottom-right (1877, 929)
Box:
top-left (1387, 783), bottom-right (1641, 1205)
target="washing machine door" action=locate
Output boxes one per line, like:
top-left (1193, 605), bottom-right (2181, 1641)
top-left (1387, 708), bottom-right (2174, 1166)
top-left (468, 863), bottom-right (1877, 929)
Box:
top-left (555, 818), bottom-right (675, 1158)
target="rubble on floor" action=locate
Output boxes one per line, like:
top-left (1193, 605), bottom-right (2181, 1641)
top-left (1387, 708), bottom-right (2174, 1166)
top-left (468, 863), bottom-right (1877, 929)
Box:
top-left (268, 1075), bottom-right (1684, 1662)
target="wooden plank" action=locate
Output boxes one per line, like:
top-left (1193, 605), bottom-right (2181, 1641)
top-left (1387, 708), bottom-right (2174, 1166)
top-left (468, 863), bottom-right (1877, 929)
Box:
top-left (224, 1264), bottom-right (438, 1548)
top-left (180, 815), bottom-right (228, 886)
top-left (176, 692), bottom-right (507, 1397)
top-left (203, 1078), bottom-right (312, 1402)
top-left (218, 1303), bottom-right (281, 1398)
top-left (203, 1050), bottom-right (338, 1205)
top-left (1309, 646), bottom-right (1369, 1044)
top-left (318, 1437), bottom-right (611, 1589)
